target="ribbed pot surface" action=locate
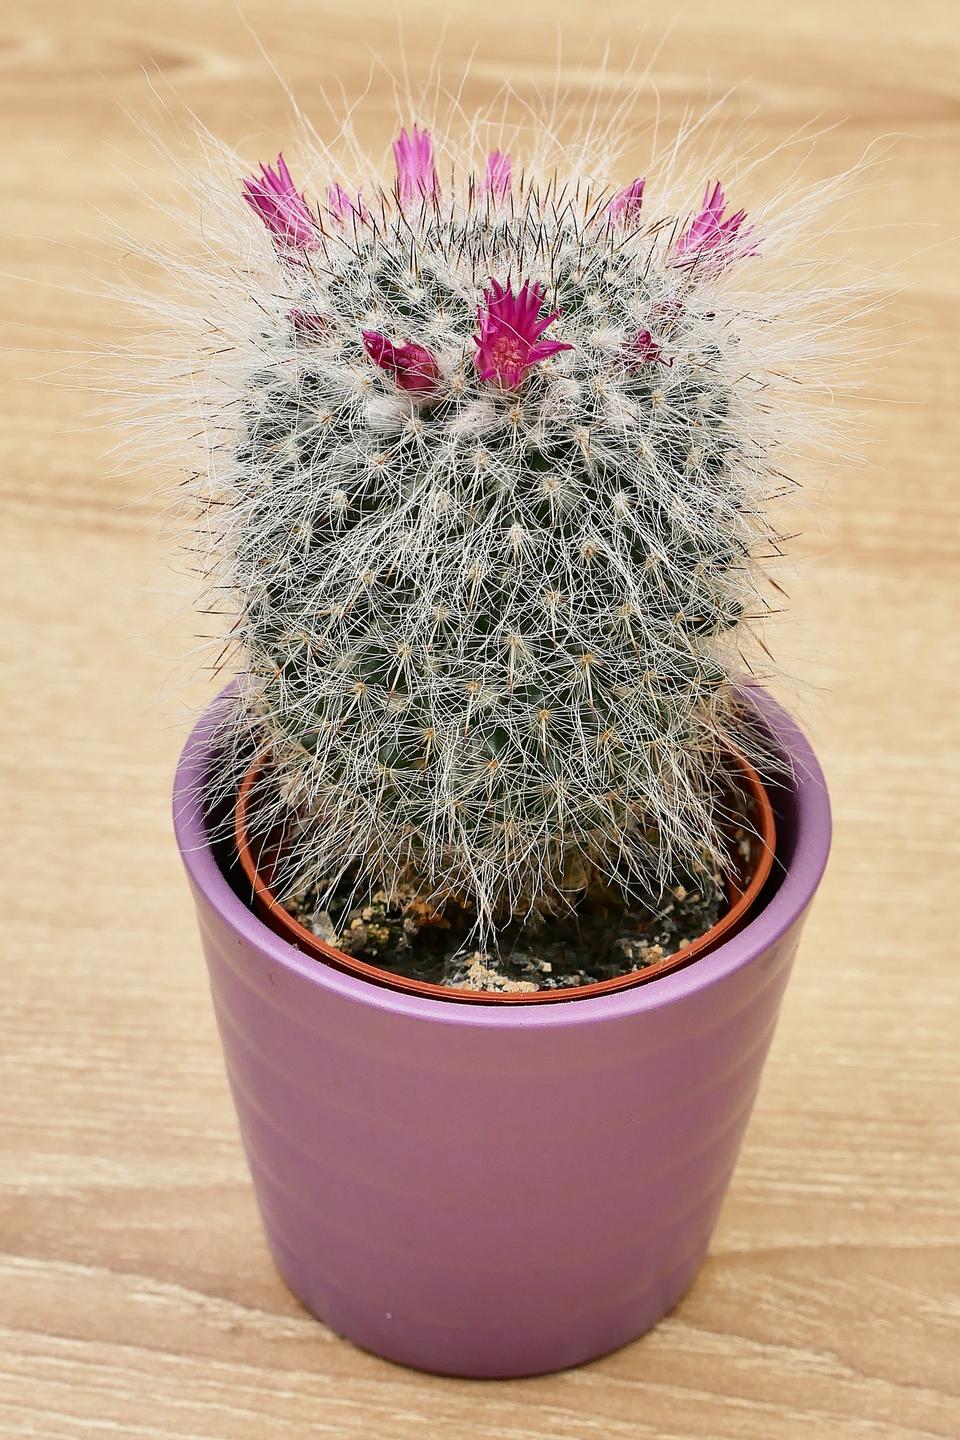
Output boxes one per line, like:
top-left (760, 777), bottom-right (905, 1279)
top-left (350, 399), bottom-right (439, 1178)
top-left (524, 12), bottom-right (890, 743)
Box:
top-left (174, 687), bottom-right (830, 1377)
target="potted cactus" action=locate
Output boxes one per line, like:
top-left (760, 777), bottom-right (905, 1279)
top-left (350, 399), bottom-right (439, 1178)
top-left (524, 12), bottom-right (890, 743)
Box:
top-left (164, 115), bottom-right (835, 1376)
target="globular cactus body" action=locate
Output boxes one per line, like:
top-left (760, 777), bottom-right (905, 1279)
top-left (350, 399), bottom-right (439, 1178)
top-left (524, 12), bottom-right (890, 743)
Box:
top-left (227, 134), bottom-right (774, 934)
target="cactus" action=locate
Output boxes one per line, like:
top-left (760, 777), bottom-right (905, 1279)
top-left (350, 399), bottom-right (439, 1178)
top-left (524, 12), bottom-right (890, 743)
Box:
top-left (137, 99), bottom-right (857, 945)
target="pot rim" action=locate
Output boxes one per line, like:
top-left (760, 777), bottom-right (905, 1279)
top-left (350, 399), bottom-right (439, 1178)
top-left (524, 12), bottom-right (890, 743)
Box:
top-left (172, 683), bottom-right (831, 1030)
top-left (232, 747), bottom-right (775, 1005)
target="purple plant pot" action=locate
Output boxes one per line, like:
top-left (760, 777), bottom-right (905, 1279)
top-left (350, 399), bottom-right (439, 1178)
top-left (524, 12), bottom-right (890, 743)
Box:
top-left (173, 686), bottom-right (830, 1378)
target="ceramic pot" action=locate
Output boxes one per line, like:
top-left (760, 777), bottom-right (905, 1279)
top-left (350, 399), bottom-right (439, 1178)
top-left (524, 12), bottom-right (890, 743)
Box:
top-left (173, 686), bottom-right (830, 1377)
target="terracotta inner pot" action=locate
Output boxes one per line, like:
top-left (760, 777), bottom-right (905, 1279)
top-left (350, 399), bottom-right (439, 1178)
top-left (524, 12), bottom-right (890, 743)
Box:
top-left (233, 751), bottom-right (775, 1005)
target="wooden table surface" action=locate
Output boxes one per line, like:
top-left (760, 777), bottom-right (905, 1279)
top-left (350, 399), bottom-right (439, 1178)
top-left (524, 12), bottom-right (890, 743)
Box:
top-left (2, 1), bottom-right (958, 1436)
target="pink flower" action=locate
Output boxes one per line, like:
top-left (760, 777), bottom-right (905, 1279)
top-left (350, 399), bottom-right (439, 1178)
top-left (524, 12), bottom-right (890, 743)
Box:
top-left (607, 177), bottom-right (645, 224)
top-left (650, 296), bottom-right (684, 333)
top-left (242, 154), bottom-right (319, 252)
top-left (473, 279), bottom-right (573, 389)
top-left (393, 125), bottom-right (439, 205)
top-left (627, 329), bottom-right (671, 368)
top-left (289, 308), bottom-right (328, 337)
top-left (483, 149), bottom-right (511, 201)
top-left (673, 181), bottom-right (758, 267)
top-left (362, 330), bottom-right (441, 393)
top-left (326, 183), bottom-right (368, 227)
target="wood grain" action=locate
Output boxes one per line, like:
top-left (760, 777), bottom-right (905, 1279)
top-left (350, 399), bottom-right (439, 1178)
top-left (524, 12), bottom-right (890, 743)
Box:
top-left (1, 1), bottom-right (957, 1435)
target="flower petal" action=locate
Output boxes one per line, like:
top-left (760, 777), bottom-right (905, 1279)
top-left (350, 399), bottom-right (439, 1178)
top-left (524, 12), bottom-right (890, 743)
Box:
top-left (473, 278), bottom-right (573, 388)
top-left (393, 125), bottom-right (439, 204)
top-left (607, 177), bottom-right (645, 224)
top-left (484, 149), bottom-right (512, 201)
top-left (673, 181), bottom-right (758, 268)
top-left (363, 330), bottom-right (441, 393)
top-left (242, 154), bottom-right (319, 252)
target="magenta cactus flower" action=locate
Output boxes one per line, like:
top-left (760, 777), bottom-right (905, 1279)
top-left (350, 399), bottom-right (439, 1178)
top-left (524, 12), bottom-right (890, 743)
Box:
top-left (393, 125), bottom-right (439, 205)
top-left (288, 307), bottom-right (328, 337)
top-left (326, 182), bottom-right (368, 227)
top-left (473, 279), bottom-right (573, 389)
top-left (628, 329), bottom-right (671, 367)
top-left (362, 330), bottom-right (441, 393)
top-left (241, 154), bottom-right (319, 251)
top-left (607, 177), bottom-right (645, 224)
top-left (674, 181), bottom-right (757, 266)
top-left (650, 296), bottom-right (684, 331)
top-left (484, 149), bottom-right (511, 201)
